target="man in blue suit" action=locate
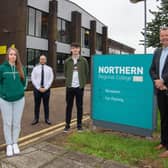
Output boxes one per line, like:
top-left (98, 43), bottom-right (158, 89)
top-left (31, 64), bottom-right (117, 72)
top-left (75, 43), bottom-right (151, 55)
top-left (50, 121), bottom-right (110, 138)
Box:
top-left (150, 27), bottom-right (168, 158)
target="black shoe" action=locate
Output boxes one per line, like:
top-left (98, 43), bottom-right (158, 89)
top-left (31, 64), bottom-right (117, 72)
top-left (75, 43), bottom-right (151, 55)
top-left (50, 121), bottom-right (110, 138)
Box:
top-left (31, 119), bottom-right (39, 125)
top-left (77, 127), bottom-right (83, 132)
top-left (45, 119), bottom-right (51, 125)
top-left (63, 126), bottom-right (70, 132)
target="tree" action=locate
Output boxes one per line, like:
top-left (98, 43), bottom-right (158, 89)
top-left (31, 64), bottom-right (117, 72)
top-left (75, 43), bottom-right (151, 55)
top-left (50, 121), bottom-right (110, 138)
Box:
top-left (144, 0), bottom-right (168, 48)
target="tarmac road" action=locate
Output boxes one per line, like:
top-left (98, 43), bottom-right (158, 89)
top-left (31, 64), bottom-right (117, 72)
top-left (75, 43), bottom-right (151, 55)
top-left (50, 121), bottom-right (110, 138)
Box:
top-left (0, 85), bottom-right (91, 145)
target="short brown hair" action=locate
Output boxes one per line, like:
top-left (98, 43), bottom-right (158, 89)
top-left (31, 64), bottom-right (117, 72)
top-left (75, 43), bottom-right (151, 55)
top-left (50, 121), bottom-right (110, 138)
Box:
top-left (160, 26), bottom-right (168, 31)
top-left (71, 42), bottom-right (81, 48)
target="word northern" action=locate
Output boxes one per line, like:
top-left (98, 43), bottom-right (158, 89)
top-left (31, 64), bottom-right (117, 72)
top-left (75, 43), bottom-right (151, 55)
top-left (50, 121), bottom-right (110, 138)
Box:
top-left (98, 66), bottom-right (143, 75)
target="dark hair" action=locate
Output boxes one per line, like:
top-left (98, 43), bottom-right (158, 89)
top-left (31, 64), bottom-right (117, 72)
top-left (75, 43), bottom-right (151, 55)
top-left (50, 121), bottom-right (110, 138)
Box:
top-left (71, 42), bottom-right (81, 48)
top-left (6, 47), bottom-right (25, 80)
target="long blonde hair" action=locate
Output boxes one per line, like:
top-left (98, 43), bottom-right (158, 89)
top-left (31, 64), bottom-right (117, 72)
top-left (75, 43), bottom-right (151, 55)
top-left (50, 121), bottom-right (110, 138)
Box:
top-left (6, 47), bottom-right (25, 80)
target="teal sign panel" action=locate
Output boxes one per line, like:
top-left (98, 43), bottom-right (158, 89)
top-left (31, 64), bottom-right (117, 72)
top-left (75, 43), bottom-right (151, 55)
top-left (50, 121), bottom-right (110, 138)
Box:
top-left (92, 54), bottom-right (155, 135)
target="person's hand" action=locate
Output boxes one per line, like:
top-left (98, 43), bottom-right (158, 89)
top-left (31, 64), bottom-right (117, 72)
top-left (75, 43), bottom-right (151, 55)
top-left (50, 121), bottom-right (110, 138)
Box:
top-left (39, 88), bottom-right (46, 93)
top-left (160, 85), bottom-right (168, 91)
top-left (154, 79), bottom-right (164, 89)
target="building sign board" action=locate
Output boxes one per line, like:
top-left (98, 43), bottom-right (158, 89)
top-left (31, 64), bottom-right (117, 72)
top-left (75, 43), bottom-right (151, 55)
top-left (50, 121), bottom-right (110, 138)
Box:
top-left (91, 54), bottom-right (156, 136)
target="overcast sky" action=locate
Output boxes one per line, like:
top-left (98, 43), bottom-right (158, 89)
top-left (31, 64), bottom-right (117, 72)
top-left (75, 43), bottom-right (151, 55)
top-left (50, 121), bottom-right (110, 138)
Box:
top-left (70, 0), bottom-right (160, 54)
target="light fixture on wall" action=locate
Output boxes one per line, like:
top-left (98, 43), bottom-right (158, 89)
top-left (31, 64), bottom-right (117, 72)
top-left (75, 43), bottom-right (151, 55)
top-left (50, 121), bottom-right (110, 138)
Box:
top-left (2, 28), bottom-right (9, 33)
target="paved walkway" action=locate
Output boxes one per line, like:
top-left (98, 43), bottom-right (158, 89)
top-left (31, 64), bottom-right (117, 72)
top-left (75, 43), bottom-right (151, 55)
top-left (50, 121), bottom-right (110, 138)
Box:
top-left (0, 138), bottom-right (131, 168)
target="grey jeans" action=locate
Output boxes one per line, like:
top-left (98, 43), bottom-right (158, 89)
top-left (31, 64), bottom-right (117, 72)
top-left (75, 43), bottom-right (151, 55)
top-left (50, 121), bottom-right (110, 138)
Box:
top-left (0, 97), bottom-right (25, 145)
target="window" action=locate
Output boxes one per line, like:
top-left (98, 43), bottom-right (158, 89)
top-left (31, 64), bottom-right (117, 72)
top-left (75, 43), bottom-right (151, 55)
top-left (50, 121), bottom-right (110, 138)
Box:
top-left (56, 53), bottom-right (69, 76)
top-left (27, 48), bottom-right (48, 77)
top-left (109, 48), bottom-right (120, 54)
top-left (28, 8), bottom-right (35, 36)
top-left (27, 7), bottom-right (48, 39)
top-left (57, 18), bottom-right (62, 41)
top-left (57, 18), bottom-right (71, 44)
top-left (81, 28), bottom-right (90, 48)
top-left (96, 33), bottom-right (102, 51)
top-left (26, 7), bottom-right (29, 34)
top-left (41, 13), bottom-right (48, 38)
top-left (35, 10), bottom-right (42, 37)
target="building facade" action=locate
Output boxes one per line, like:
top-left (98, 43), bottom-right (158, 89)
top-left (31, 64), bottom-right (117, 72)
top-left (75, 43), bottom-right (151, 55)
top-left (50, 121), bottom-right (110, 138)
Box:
top-left (0, 0), bottom-right (135, 85)
top-left (108, 39), bottom-right (135, 54)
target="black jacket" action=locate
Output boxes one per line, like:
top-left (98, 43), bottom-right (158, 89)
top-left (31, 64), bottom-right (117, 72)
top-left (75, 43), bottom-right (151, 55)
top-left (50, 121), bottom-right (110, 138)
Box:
top-left (150, 47), bottom-right (168, 88)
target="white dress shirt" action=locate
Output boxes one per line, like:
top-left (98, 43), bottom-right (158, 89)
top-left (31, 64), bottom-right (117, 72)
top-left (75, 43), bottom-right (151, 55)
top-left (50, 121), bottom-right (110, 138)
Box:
top-left (31, 64), bottom-right (54, 90)
top-left (159, 47), bottom-right (168, 79)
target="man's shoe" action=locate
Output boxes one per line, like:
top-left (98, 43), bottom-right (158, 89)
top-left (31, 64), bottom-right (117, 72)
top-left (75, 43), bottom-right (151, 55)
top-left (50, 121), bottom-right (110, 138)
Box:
top-left (31, 119), bottom-right (39, 125)
top-left (64, 126), bottom-right (70, 132)
top-left (159, 150), bottom-right (168, 158)
top-left (6, 145), bottom-right (13, 157)
top-left (155, 144), bottom-right (165, 150)
top-left (77, 127), bottom-right (83, 132)
top-left (45, 119), bottom-right (51, 125)
top-left (13, 144), bottom-right (20, 155)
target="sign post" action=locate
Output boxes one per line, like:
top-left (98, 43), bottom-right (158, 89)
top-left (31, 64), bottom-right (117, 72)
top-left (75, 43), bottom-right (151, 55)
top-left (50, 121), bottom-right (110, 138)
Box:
top-left (91, 54), bottom-right (156, 136)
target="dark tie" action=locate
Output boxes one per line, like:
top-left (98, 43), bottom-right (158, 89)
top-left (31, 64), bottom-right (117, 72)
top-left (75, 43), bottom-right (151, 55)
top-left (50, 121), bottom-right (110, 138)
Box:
top-left (41, 65), bottom-right (44, 88)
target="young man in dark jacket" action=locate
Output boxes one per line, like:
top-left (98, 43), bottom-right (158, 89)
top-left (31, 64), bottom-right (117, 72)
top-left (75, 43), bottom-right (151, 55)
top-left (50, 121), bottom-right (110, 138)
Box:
top-left (64, 42), bottom-right (89, 132)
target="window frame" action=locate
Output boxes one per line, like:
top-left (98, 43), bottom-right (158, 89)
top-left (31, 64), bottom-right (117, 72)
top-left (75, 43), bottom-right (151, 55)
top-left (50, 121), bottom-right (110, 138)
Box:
top-left (27, 6), bottom-right (48, 39)
top-left (57, 17), bottom-right (71, 44)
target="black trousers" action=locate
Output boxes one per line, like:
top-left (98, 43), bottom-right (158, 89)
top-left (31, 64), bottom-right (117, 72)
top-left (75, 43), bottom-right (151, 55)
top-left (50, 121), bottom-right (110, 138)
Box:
top-left (65, 87), bottom-right (84, 128)
top-left (33, 88), bottom-right (50, 121)
top-left (157, 91), bottom-right (168, 149)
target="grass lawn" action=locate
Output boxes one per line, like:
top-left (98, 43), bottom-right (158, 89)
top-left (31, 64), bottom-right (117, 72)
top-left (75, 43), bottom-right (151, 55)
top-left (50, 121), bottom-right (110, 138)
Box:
top-left (65, 113), bottom-right (168, 167)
